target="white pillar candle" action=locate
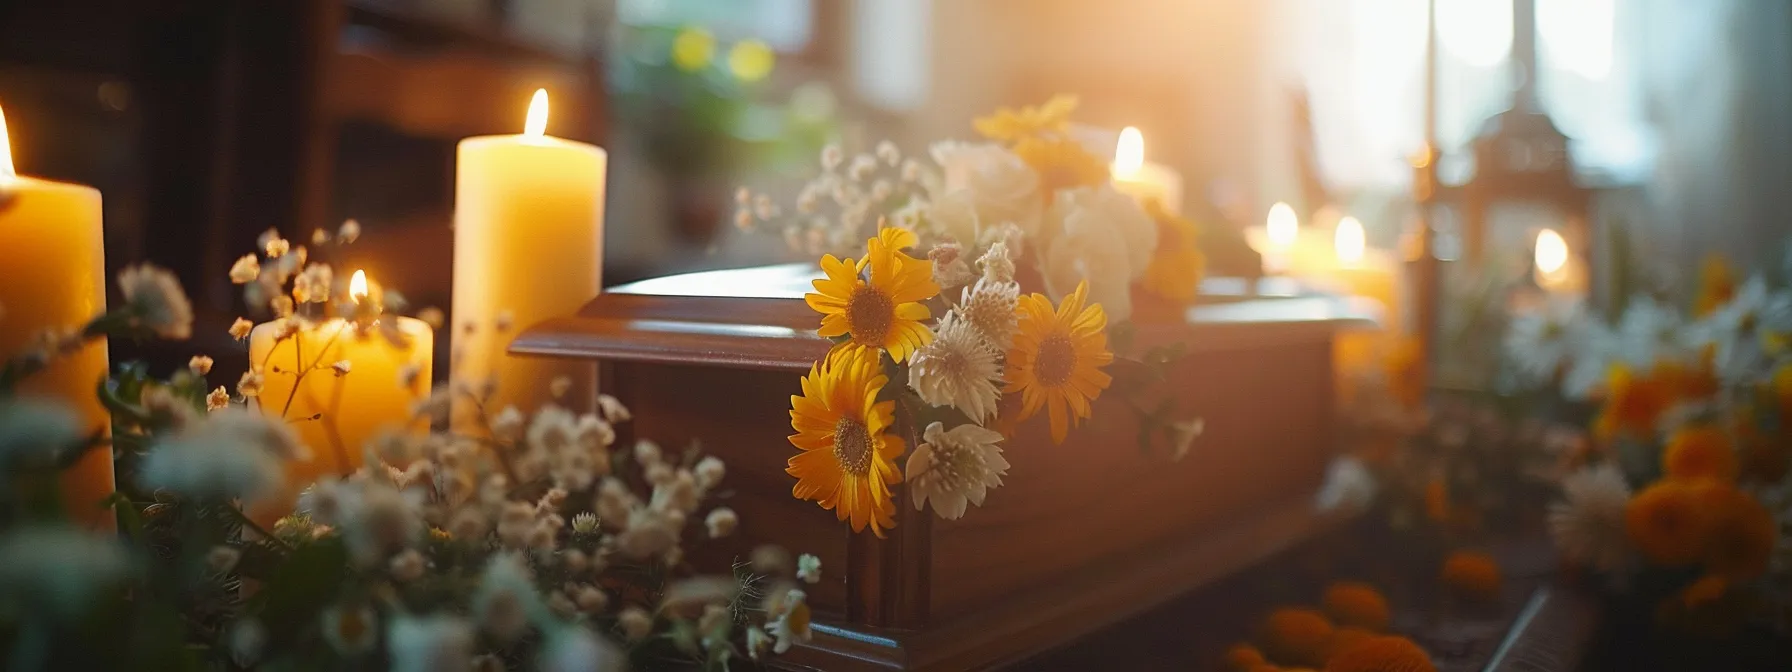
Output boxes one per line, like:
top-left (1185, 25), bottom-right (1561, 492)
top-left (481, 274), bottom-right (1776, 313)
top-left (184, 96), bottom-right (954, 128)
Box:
top-left (452, 89), bottom-right (606, 420)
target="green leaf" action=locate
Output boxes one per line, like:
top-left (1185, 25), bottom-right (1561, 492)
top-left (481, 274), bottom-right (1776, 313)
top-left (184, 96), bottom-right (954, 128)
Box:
top-left (247, 536), bottom-right (351, 631)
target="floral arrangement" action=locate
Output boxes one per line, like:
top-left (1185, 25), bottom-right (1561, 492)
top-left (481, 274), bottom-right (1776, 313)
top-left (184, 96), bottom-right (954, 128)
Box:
top-left (0, 225), bottom-right (819, 671)
top-left (1508, 253), bottom-right (1792, 635)
top-left (734, 97), bottom-right (1208, 535)
top-left (1219, 580), bottom-right (1437, 672)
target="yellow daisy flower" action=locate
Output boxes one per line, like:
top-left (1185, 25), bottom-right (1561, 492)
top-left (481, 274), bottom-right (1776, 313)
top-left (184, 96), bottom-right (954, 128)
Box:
top-left (804, 227), bottom-right (940, 363)
top-left (787, 347), bottom-right (905, 537)
top-left (1138, 199), bottom-right (1205, 303)
top-left (1005, 280), bottom-right (1114, 444)
top-left (1013, 135), bottom-right (1110, 195)
top-left (973, 95), bottom-right (1078, 143)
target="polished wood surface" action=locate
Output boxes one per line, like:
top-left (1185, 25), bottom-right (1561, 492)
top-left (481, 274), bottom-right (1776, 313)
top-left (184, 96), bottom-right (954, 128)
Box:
top-left (510, 264), bottom-right (1372, 670)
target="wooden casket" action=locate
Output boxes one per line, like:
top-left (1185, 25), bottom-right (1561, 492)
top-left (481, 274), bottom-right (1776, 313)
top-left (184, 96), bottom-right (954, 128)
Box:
top-left (512, 264), bottom-right (1370, 670)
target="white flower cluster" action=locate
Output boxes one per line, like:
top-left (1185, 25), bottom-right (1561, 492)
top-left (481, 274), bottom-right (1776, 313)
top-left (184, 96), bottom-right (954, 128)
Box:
top-left (737, 141), bottom-right (928, 256)
top-left (1508, 276), bottom-right (1792, 398)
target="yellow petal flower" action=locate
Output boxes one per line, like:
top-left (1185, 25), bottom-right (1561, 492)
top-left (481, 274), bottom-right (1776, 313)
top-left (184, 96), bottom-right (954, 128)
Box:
top-left (786, 347), bottom-right (904, 537)
top-left (1004, 280), bottom-right (1113, 444)
top-left (803, 227), bottom-right (939, 363)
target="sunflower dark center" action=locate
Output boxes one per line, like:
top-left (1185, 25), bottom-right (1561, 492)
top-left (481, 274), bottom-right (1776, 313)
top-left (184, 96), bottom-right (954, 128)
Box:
top-left (833, 417), bottom-right (874, 475)
top-left (847, 286), bottom-right (894, 344)
top-left (1036, 333), bottom-right (1078, 387)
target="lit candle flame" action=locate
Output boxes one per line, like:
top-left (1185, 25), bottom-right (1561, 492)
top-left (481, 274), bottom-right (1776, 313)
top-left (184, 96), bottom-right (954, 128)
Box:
top-left (1534, 228), bottom-right (1569, 275)
top-left (1335, 216), bottom-right (1366, 264)
top-left (1113, 126), bottom-right (1145, 178)
top-left (1267, 202), bottom-right (1298, 249)
top-left (0, 103), bottom-right (15, 181)
top-left (524, 89), bottom-right (549, 138)
top-left (350, 269), bottom-right (369, 303)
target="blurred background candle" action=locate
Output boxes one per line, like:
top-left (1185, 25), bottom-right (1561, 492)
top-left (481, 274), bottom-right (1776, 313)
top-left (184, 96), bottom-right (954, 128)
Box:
top-left (0, 103), bottom-right (114, 528)
top-left (453, 89), bottom-right (607, 423)
top-left (1324, 216), bottom-right (1405, 394)
top-left (1532, 228), bottom-right (1583, 294)
top-left (250, 270), bottom-right (433, 521)
top-left (1110, 126), bottom-right (1184, 214)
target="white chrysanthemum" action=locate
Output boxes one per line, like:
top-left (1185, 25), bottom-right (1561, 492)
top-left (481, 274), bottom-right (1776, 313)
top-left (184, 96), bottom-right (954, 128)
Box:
top-left (387, 614), bottom-right (474, 672)
top-left (1612, 295), bottom-right (1691, 367)
top-left (597, 394), bottom-right (632, 423)
top-left (907, 314), bottom-right (1002, 423)
top-left (907, 421), bottom-right (1009, 520)
top-left (1504, 297), bottom-right (1590, 388)
top-left (118, 264), bottom-right (194, 339)
top-left (0, 525), bottom-right (131, 622)
top-left (474, 553), bottom-right (542, 641)
top-left (140, 409), bottom-right (302, 504)
top-left (958, 278), bottom-right (1020, 349)
top-left (540, 625), bottom-right (625, 672)
top-left (1688, 277), bottom-right (1792, 387)
top-left (1547, 464), bottom-right (1632, 572)
top-left (1314, 457), bottom-right (1376, 514)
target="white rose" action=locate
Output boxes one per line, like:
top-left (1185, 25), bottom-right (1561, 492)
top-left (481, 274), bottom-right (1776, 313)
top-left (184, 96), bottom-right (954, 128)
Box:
top-left (924, 189), bottom-right (982, 247)
top-left (1049, 185), bottom-right (1157, 278)
top-left (1043, 212), bottom-right (1134, 323)
top-left (929, 141), bottom-right (1042, 236)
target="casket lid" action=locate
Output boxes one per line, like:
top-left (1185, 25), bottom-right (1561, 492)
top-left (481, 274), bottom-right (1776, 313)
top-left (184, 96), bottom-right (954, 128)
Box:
top-left (510, 263), bottom-right (1377, 372)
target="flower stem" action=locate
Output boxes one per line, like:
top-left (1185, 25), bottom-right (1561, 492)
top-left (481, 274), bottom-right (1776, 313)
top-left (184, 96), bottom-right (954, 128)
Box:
top-left (226, 504), bottom-right (292, 553)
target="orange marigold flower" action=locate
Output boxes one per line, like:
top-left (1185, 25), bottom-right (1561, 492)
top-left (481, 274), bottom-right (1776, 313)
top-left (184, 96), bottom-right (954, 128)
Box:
top-left (1698, 484), bottom-right (1778, 581)
top-left (1595, 362), bottom-right (1675, 440)
top-left (1261, 607), bottom-right (1335, 667)
top-left (1679, 574), bottom-right (1729, 608)
top-left (1692, 253), bottom-right (1737, 318)
top-left (1225, 642), bottom-right (1267, 671)
top-left (1625, 480), bottom-right (1709, 566)
top-left (1440, 551), bottom-right (1502, 602)
top-left (1321, 627), bottom-right (1378, 664)
top-left (1663, 424), bottom-right (1738, 483)
top-left (1323, 635), bottom-right (1437, 672)
top-left (1322, 582), bottom-right (1391, 631)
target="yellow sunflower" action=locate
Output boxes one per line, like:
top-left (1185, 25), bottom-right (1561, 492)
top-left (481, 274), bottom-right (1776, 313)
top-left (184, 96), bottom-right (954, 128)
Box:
top-left (1138, 199), bottom-right (1205, 303)
top-left (1013, 135), bottom-right (1111, 195)
top-left (787, 347), bottom-right (905, 537)
top-left (1005, 280), bottom-right (1114, 444)
top-left (805, 226), bottom-right (940, 363)
top-left (973, 95), bottom-right (1078, 143)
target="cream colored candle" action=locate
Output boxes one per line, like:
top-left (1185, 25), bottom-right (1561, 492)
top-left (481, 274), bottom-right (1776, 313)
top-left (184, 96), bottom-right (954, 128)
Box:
top-left (1323, 217), bottom-right (1406, 401)
top-left (452, 89), bottom-right (605, 422)
top-left (249, 271), bottom-right (432, 520)
top-left (0, 103), bottom-right (114, 527)
top-left (1110, 127), bottom-right (1184, 214)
